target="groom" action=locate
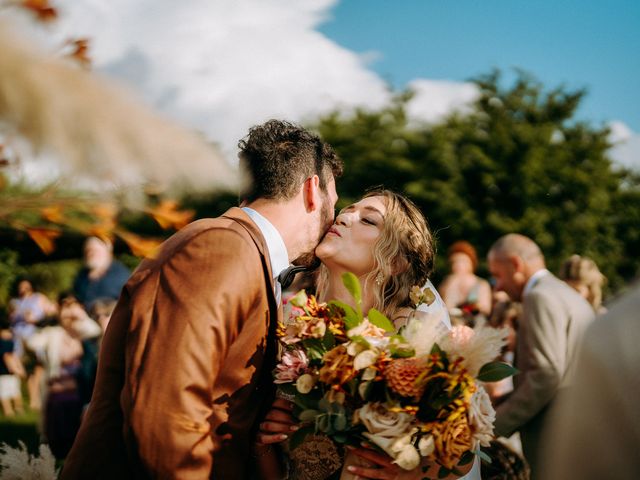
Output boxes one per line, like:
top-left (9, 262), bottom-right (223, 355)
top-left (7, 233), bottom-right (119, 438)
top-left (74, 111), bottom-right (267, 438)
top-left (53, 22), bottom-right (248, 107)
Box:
top-left (61, 120), bottom-right (342, 479)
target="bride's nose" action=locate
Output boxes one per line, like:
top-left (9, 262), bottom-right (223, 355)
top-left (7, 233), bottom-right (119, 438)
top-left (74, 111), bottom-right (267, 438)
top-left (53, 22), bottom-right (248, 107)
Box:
top-left (335, 212), bottom-right (351, 227)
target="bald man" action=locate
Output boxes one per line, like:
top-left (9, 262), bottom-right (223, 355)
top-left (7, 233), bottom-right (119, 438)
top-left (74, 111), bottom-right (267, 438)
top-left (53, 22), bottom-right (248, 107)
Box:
top-left (487, 234), bottom-right (595, 478)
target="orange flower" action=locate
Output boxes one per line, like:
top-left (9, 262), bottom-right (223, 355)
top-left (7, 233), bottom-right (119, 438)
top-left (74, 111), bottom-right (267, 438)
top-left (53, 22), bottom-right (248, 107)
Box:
top-left (87, 223), bottom-right (115, 244)
top-left (27, 227), bottom-right (61, 254)
top-left (319, 345), bottom-right (356, 387)
top-left (65, 38), bottom-right (91, 69)
top-left (92, 203), bottom-right (118, 221)
top-left (40, 205), bottom-right (64, 223)
top-left (118, 231), bottom-right (161, 258)
top-left (20, 0), bottom-right (58, 21)
top-left (147, 200), bottom-right (194, 230)
top-left (426, 414), bottom-right (473, 469)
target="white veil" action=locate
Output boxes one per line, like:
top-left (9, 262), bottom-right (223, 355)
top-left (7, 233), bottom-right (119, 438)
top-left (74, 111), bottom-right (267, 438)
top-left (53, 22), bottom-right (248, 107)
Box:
top-left (414, 278), bottom-right (452, 330)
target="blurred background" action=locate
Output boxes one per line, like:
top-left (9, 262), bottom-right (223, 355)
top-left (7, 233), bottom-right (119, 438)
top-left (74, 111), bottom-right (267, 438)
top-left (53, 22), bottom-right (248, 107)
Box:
top-left (0, 0), bottom-right (638, 469)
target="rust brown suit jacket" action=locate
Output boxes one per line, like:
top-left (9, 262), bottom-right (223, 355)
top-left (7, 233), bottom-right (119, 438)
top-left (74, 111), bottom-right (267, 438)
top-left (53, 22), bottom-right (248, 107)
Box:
top-left (61, 208), bottom-right (280, 479)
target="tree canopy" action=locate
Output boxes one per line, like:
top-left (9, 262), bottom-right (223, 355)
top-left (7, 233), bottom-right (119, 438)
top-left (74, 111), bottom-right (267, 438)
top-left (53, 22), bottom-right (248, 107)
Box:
top-left (314, 71), bottom-right (639, 291)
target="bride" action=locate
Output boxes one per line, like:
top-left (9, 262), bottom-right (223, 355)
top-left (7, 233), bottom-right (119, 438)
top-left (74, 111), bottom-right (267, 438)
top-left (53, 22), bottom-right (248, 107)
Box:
top-left (255, 189), bottom-right (478, 480)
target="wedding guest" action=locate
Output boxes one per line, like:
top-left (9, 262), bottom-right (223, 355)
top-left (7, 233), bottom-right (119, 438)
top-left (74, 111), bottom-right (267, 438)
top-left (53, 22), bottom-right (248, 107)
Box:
top-left (72, 236), bottom-right (130, 310)
top-left (58, 295), bottom-right (102, 409)
top-left (0, 317), bottom-right (26, 416)
top-left (439, 240), bottom-right (492, 325)
top-left (558, 254), bottom-right (607, 313)
top-left (41, 315), bottom-right (84, 458)
top-left (487, 234), bottom-right (595, 479)
top-left (484, 290), bottom-right (520, 402)
top-left (8, 277), bottom-right (56, 410)
top-left (541, 282), bottom-right (640, 479)
top-left (61, 119), bottom-right (342, 479)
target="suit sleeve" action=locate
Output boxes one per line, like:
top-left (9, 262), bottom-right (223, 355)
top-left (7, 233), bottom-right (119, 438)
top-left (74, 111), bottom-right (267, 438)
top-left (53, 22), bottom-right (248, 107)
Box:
top-left (494, 290), bottom-right (566, 437)
top-left (127, 228), bottom-right (266, 478)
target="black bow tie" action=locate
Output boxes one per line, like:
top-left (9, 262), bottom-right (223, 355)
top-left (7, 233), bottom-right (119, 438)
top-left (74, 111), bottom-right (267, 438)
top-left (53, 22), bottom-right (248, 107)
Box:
top-left (277, 265), bottom-right (308, 290)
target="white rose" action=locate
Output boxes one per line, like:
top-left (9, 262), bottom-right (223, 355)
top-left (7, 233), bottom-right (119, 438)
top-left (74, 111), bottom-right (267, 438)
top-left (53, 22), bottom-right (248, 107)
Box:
top-left (354, 349), bottom-right (379, 370)
top-left (393, 444), bottom-right (421, 470)
top-left (468, 385), bottom-right (496, 448)
top-left (357, 403), bottom-right (414, 461)
top-left (418, 435), bottom-right (435, 456)
top-left (296, 373), bottom-right (316, 394)
top-left (362, 367), bottom-right (377, 381)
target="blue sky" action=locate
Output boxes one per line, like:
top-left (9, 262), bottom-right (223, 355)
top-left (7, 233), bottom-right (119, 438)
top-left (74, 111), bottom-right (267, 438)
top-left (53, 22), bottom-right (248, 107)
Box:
top-left (320, 0), bottom-right (640, 130)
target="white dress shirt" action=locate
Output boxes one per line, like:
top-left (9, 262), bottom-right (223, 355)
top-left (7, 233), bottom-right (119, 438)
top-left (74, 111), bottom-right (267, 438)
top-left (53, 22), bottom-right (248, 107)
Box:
top-left (241, 207), bottom-right (289, 302)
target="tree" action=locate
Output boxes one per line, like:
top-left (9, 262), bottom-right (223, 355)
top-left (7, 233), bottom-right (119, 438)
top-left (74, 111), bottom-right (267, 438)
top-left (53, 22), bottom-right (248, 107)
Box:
top-left (314, 71), bottom-right (639, 291)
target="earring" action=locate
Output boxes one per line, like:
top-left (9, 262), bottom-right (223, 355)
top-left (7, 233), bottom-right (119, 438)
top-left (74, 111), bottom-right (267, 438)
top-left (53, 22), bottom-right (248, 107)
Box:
top-left (375, 271), bottom-right (384, 286)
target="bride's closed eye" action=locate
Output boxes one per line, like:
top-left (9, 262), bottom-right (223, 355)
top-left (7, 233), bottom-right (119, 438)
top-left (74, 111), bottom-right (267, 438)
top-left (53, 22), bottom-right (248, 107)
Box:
top-left (361, 217), bottom-right (377, 226)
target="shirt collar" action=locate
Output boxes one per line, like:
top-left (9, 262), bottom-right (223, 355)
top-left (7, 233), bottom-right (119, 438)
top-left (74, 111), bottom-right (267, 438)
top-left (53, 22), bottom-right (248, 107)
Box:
top-left (523, 268), bottom-right (550, 297)
top-left (241, 207), bottom-right (289, 278)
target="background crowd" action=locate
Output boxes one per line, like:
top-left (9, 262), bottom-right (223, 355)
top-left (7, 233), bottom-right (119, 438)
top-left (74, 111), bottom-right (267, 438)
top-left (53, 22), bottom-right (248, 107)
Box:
top-left (0, 227), bottom-right (612, 479)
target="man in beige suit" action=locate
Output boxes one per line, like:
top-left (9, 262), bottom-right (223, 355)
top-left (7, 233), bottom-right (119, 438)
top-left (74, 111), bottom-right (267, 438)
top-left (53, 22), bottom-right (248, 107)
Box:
top-left (542, 282), bottom-right (640, 479)
top-left (61, 120), bottom-right (342, 479)
top-left (488, 234), bottom-right (595, 479)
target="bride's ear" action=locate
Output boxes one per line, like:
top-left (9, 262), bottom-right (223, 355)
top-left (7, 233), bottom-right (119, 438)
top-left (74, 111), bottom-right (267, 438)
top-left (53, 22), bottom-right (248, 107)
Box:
top-left (302, 175), bottom-right (321, 212)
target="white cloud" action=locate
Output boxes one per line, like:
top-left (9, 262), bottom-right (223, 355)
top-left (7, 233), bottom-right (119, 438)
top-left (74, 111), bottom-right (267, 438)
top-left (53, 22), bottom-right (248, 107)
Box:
top-left (609, 121), bottom-right (640, 171)
top-left (406, 79), bottom-right (479, 124)
top-left (12, 0), bottom-right (390, 160)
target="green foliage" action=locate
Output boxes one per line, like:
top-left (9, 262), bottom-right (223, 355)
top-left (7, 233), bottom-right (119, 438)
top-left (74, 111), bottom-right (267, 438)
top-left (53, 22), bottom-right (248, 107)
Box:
top-left (366, 308), bottom-right (395, 332)
top-left (477, 361), bottom-right (519, 382)
top-left (341, 272), bottom-right (362, 316)
top-left (314, 70), bottom-right (640, 292)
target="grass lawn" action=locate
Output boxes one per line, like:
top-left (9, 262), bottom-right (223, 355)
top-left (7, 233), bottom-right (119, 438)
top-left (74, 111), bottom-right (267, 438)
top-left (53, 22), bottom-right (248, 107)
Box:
top-left (0, 407), bottom-right (41, 454)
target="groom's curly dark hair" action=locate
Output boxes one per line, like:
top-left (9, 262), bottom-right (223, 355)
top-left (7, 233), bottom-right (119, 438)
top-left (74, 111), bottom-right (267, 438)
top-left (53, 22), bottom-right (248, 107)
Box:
top-left (238, 119), bottom-right (342, 202)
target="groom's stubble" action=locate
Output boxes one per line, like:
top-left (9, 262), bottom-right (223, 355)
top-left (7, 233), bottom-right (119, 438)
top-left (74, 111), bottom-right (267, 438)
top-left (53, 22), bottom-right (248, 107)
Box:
top-left (292, 191), bottom-right (335, 268)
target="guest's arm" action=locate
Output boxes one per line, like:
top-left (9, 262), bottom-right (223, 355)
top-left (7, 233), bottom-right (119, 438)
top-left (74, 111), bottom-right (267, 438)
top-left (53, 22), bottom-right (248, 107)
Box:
top-left (495, 289), bottom-right (565, 436)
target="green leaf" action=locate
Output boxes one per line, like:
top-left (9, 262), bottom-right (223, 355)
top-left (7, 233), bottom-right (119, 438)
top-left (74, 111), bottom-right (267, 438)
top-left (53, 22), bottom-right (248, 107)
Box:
top-left (348, 335), bottom-right (371, 349)
top-left (298, 409), bottom-right (320, 423)
top-left (474, 448), bottom-right (492, 464)
top-left (322, 329), bottom-right (336, 350)
top-left (430, 343), bottom-right (442, 355)
top-left (367, 308), bottom-right (395, 332)
top-left (332, 413), bottom-right (348, 431)
top-left (302, 338), bottom-right (326, 360)
top-left (477, 362), bottom-right (519, 382)
top-left (277, 383), bottom-right (298, 397)
top-left (458, 450), bottom-right (474, 465)
top-left (330, 300), bottom-right (361, 330)
top-left (317, 414), bottom-right (331, 433)
top-left (289, 424), bottom-right (315, 451)
top-left (293, 389), bottom-right (321, 412)
top-left (333, 433), bottom-right (348, 443)
top-left (341, 272), bottom-right (362, 316)
top-left (438, 466), bottom-right (451, 478)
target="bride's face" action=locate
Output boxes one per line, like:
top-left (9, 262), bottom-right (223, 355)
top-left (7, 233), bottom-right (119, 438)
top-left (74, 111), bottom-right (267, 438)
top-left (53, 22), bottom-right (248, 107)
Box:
top-left (315, 195), bottom-right (386, 276)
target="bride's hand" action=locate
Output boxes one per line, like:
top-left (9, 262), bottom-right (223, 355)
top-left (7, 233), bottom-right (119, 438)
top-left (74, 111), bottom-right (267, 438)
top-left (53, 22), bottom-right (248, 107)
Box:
top-left (346, 446), bottom-right (471, 480)
top-left (344, 447), bottom-right (424, 480)
top-left (255, 398), bottom-right (299, 445)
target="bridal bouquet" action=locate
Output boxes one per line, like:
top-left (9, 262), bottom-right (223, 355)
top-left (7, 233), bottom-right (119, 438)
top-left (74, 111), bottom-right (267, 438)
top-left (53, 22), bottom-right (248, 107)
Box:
top-left (274, 273), bottom-right (515, 476)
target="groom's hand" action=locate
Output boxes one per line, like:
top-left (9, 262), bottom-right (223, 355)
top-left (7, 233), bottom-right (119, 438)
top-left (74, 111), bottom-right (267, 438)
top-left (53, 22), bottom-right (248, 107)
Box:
top-left (256, 398), bottom-right (299, 445)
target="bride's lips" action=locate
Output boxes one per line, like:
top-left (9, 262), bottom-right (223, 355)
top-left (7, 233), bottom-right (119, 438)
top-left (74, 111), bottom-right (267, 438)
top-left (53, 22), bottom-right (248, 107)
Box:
top-left (326, 227), bottom-right (341, 237)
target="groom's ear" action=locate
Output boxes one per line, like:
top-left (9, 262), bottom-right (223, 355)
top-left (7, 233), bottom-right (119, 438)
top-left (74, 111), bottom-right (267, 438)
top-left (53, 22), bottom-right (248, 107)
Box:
top-left (302, 175), bottom-right (321, 212)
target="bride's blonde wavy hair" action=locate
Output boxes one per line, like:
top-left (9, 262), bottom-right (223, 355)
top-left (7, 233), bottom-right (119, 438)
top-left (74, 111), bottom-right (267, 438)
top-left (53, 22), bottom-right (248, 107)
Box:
top-left (317, 189), bottom-right (435, 319)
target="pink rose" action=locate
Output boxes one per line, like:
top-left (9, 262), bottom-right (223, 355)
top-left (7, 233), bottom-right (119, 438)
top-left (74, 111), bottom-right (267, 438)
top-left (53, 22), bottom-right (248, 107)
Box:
top-left (274, 349), bottom-right (309, 384)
